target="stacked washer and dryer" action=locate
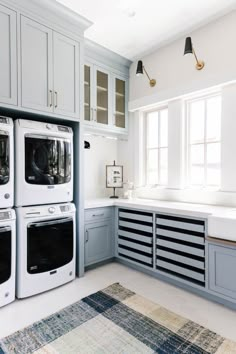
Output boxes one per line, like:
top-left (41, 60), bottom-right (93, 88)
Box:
top-left (0, 117), bottom-right (76, 307)
top-left (15, 120), bottom-right (76, 299)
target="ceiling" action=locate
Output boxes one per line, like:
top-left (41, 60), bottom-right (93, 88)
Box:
top-left (56, 0), bottom-right (236, 60)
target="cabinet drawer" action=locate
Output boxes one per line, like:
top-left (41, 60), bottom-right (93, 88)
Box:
top-left (157, 249), bottom-right (205, 270)
top-left (85, 207), bottom-right (112, 222)
top-left (209, 244), bottom-right (236, 300)
top-left (156, 215), bottom-right (205, 233)
top-left (156, 238), bottom-right (204, 257)
top-left (118, 248), bottom-right (152, 265)
top-left (156, 259), bottom-right (205, 282)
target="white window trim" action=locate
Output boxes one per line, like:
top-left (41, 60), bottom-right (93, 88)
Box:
top-left (185, 92), bottom-right (221, 189)
top-left (144, 107), bottom-right (168, 187)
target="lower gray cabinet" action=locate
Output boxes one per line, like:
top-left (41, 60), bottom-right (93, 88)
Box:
top-left (209, 243), bottom-right (236, 300)
top-left (85, 221), bottom-right (113, 266)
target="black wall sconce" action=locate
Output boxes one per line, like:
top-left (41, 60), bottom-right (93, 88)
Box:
top-left (136, 60), bottom-right (156, 87)
top-left (184, 37), bottom-right (204, 70)
top-left (84, 141), bottom-right (90, 149)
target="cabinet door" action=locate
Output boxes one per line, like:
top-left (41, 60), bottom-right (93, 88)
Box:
top-left (94, 66), bottom-right (111, 126)
top-left (85, 221), bottom-right (112, 266)
top-left (53, 32), bottom-right (79, 118)
top-left (84, 64), bottom-right (93, 122)
top-left (209, 244), bottom-right (236, 300)
top-left (113, 76), bottom-right (128, 130)
top-left (21, 16), bottom-right (53, 112)
top-left (0, 4), bottom-right (17, 106)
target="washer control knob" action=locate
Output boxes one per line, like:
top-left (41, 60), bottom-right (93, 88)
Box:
top-left (46, 124), bottom-right (53, 130)
top-left (48, 207), bottom-right (55, 214)
top-left (4, 193), bottom-right (10, 199)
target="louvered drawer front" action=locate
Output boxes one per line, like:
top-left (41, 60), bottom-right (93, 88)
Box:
top-left (156, 213), bottom-right (206, 287)
top-left (118, 208), bottom-right (153, 268)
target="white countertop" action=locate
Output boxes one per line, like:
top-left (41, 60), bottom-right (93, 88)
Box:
top-left (85, 198), bottom-right (236, 242)
top-left (85, 198), bottom-right (230, 218)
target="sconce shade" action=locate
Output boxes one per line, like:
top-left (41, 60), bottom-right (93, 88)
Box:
top-left (84, 140), bottom-right (90, 149)
top-left (136, 60), bottom-right (143, 75)
top-left (184, 37), bottom-right (193, 55)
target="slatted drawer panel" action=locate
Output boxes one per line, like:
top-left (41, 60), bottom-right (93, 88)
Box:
top-left (156, 213), bottom-right (206, 287)
top-left (118, 208), bottom-right (153, 268)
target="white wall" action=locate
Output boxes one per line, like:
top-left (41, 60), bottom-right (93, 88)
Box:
top-left (123, 10), bottom-right (236, 207)
top-left (129, 11), bottom-right (236, 111)
top-left (84, 135), bottom-right (118, 199)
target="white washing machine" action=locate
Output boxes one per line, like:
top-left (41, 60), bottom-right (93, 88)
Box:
top-left (0, 209), bottom-right (16, 307)
top-left (0, 116), bottom-right (14, 208)
top-left (15, 119), bottom-right (73, 207)
top-left (16, 203), bottom-right (76, 298)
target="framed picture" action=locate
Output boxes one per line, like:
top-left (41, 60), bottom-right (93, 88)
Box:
top-left (106, 163), bottom-right (123, 188)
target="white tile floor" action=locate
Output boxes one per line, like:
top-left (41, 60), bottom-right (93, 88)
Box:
top-left (0, 262), bottom-right (236, 342)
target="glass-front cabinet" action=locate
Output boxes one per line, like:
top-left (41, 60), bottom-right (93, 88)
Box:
top-left (84, 62), bottom-right (128, 133)
top-left (84, 65), bottom-right (92, 122)
top-left (96, 69), bottom-right (109, 125)
top-left (114, 77), bottom-right (126, 129)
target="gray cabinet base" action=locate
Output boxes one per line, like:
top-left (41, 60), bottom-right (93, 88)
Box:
top-left (85, 257), bottom-right (115, 271)
top-left (116, 258), bottom-right (236, 311)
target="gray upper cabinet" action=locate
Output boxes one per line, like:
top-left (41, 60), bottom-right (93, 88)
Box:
top-left (208, 243), bottom-right (236, 300)
top-left (21, 16), bottom-right (79, 118)
top-left (53, 32), bottom-right (79, 117)
top-left (0, 4), bottom-right (17, 106)
top-left (113, 75), bottom-right (128, 130)
top-left (85, 221), bottom-right (112, 266)
top-left (84, 63), bottom-right (111, 127)
top-left (84, 64), bottom-right (92, 122)
top-left (95, 67), bottom-right (111, 126)
top-left (84, 59), bottom-right (129, 134)
top-left (21, 16), bottom-right (53, 113)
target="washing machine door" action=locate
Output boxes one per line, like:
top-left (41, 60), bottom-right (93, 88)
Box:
top-left (27, 217), bottom-right (74, 274)
top-left (25, 135), bottom-right (71, 185)
top-left (0, 132), bottom-right (10, 186)
top-left (0, 226), bottom-right (11, 285)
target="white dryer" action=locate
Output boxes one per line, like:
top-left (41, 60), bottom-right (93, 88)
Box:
top-left (0, 116), bottom-right (14, 208)
top-left (15, 119), bottom-right (73, 206)
top-left (0, 209), bottom-right (16, 307)
top-left (16, 203), bottom-right (76, 298)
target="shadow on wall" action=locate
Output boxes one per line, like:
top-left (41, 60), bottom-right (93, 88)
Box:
top-left (84, 135), bottom-right (119, 199)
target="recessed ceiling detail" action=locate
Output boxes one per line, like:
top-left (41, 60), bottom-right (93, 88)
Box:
top-left (56, 0), bottom-right (236, 60)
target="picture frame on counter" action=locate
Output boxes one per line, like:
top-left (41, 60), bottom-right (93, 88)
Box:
top-left (106, 161), bottom-right (123, 198)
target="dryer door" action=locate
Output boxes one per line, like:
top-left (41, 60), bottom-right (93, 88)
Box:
top-left (0, 132), bottom-right (10, 186)
top-left (25, 135), bottom-right (71, 185)
top-left (0, 226), bottom-right (11, 284)
top-left (27, 217), bottom-right (74, 274)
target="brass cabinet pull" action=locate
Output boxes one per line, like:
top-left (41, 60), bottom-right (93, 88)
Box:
top-left (54, 91), bottom-right (58, 108)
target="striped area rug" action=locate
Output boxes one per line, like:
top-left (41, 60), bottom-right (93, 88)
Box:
top-left (0, 283), bottom-right (236, 354)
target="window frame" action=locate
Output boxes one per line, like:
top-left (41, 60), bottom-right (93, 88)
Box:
top-left (144, 106), bottom-right (168, 187)
top-left (185, 92), bottom-right (221, 189)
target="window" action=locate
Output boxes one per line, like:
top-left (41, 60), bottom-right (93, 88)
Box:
top-left (186, 94), bottom-right (221, 188)
top-left (146, 108), bottom-right (168, 185)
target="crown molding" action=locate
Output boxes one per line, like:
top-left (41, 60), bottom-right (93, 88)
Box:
top-left (85, 38), bottom-right (131, 73)
top-left (1, 0), bottom-right (92, 36)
